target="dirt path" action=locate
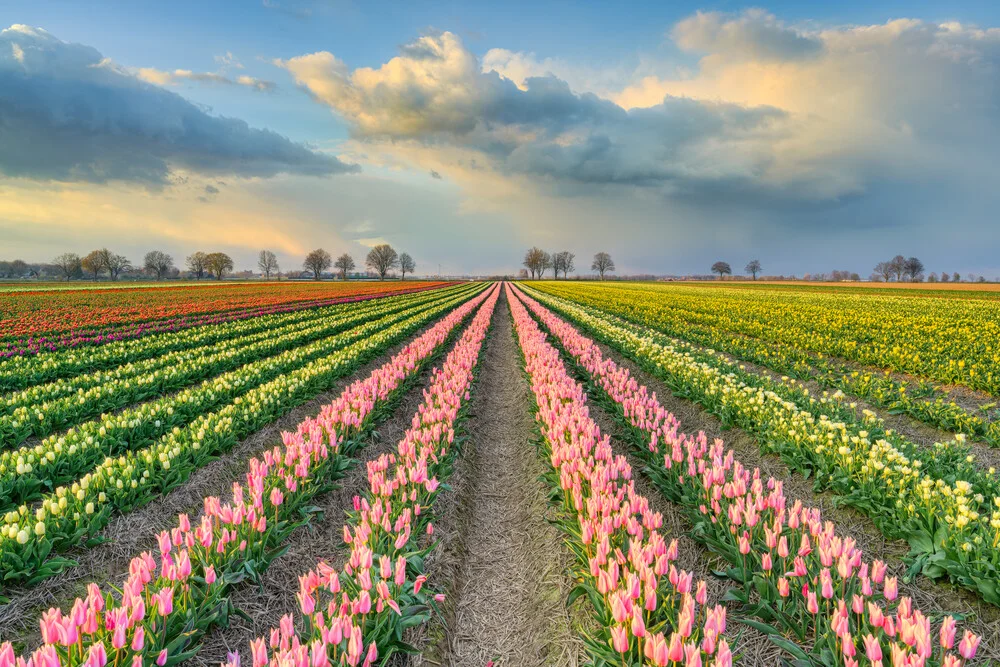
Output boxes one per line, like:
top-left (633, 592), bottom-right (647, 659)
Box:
top-left (0, 318), bottom-right (447, 650)
top-left (414, 291), bottom-right (585, 667)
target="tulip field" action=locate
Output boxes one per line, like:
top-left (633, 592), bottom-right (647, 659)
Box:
top-left (0, 280), bottom-right (997, 666)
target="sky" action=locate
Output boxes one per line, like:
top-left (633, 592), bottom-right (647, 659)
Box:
top-left (1, 0), bottom-right (999, 277)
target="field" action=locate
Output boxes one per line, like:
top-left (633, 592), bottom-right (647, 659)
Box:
top-left (0, 280), bottom-right (996, 667)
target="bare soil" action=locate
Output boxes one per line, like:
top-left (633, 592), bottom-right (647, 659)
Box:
top-left (412, 291), bottom-right (587, 667)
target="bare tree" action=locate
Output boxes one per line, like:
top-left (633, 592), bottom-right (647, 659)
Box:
top-left (82, 251), bottom-right (104, 280)
top-left (399, 253), bottom-right (415, 280)
top-left (874, 261), bottom-right (893, 283)
top-left (889, 255), bottom-right (907, 282)
top-left (366, 244), bottom-right (399, 280)
top-left (711, 261), bottom-right (732, 279)
top-left (9, 259), bottom-right (29, 278)
top-left (303, 248), bottom-right (332, 280)
top-left (591, 252), bottom-right (615, 280)
top-left (258, 250), bottom-right (279, 280)
top-left (539, 251), bottom-right (553, 278)
top-left (186, 252), bottom-right (209, 280)
top-left (940, 271), bottom-right (950, 283)
top-left (553, 251), bottom-right (576, 279)
top-left (95, 248), bottom-right (131, 281)
top-left (745, 259), bottom-right (762, 280)
top-left (953, 272), bottom-right (961, 283)
top-left (523, 247), bottom-right (546, 279)
top-left (144, 251), bottom-right (174, 280)
top-left (562, 251), bottom-right (575, 278)
top-left (927, 272), bottom-right (938, 283)
top-left (904, 256), bottom-right (924, 282)
top-left (334, 253), bottom-right (355, 280)
top-left (52, 253), bottom-right (82, 281)
top-left (204, 252), bottom-right (234, 280)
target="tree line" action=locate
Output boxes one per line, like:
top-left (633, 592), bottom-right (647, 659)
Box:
top-left (300, 244), bottom-right (415, 281)
top-left (705, 257), bottom-right (989, 283)
top-left (868, 256), bottom-right (984, 283)
top-left (1, 243), bottom-right (417, 282)
top-left (522, 248), bottom-right (616, 280)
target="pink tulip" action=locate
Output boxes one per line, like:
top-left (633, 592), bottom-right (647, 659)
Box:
top-left (84, 643), bottom-right (107, 667)
top-left (806, 591), bottom-right (819, 615)
top-left (131, 626), bottom-right (145, 652)
top-left (940, 616), bottom-right (957, 649)
top-left (959, 630), bottom-right (980, 659)
top-left (883, 576), bottom-right (898, 601)
top-left (610, 625), bottom-right (629, 653)
top-left (0, 643), bottom-right (14, 667)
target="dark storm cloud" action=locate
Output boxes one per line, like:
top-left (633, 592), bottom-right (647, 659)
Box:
top-left (0, 25), bottom-right (359, 186)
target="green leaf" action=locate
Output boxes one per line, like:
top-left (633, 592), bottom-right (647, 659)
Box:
top-left (735, 617), bottom-right (781, 636)
top-left (769, 636), bottom-right (811, 661)
top-left (907, 532), bottom-right (934, 554)
top-left (566, 584), bottom-right (590, 607)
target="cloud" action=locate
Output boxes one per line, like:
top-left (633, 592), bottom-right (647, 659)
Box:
top-left (429, 170), bottom-right (442, 179)
top-left (611, 12), bottom-right (1000, 201)
top-left (214, 51), bottom-right (244, 70)
top-left (278, 18), bottom-right (1000, 209)
top-left (236, 74), bottom-right (276, 91)
top-left (671, 10), bottom-right (822, 61)
top-left (276, 31), bottom-right (789, 197)
top-left (136, 67), bottom-right (276, 91)
top-left (0, 24), bottom-right (357, 185)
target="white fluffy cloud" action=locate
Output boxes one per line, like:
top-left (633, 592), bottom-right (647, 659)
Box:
top-left (277, 32), bottom-right (792, 199)
top-left (266, 14), bottom-right (1000, 274)
top-left (0, 24), bottom-right (352, 185)
top-left (276, 15), bottom-right (999, 210)
top-left (611, 12), bottom-right (1000, 201)
top-left (671, 9), bottom-right (823, 61)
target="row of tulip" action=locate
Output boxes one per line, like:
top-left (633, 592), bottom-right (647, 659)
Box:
top-left (522, 286), bottom-right (995, 500)
top-left (220, 283), bottom-right (500, 667)
top-left (528, 281), bottom-right (1000, 397)
top-left (0, 286), bottom-right (485, 590)
top-left (1, 286), bottom-right (450, 419)
top-left (507, 284), bottom-right (732, 667)
top-left (0, 286), bottom-right (473, 514)
top-left (521, 285), bottom-right (1000, 607)
top-left (0, 283), bottom-right (498, 667)
top-left (0, 287), bottom-right (458, 448)
top-left (0, 284), bottom-right (452, 382)
top-left (512, 285), bottom-right (983, 666)
top-left (648, 304), bottom-right (1000, 449)
top-left (0, 282), bottom-right (451, 359)
top-left (529, 282), bottom-right (1000, 448)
